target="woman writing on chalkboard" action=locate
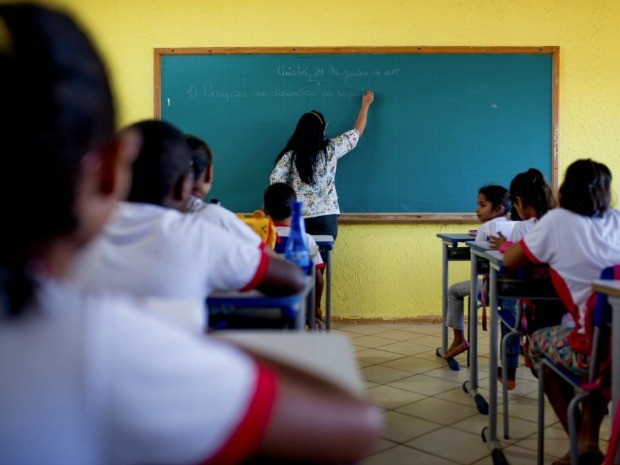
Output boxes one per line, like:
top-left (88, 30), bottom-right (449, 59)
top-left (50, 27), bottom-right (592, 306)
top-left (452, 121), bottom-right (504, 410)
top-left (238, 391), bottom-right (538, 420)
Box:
top-left (270, 90), bottom-right (374, 240)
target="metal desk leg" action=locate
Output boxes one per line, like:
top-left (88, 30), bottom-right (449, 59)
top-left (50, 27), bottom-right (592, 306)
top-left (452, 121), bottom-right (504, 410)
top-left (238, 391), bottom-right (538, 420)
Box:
top-left (463, 252), bottom-right (489, 414)
top-left (610, 295), bottom-right (620, 464)
top-left (481, 266), bottom-right (508, 464)
top-left (442, 242), bottom-right (449, 353)
top-left (325, 248), bottom-right (332, 331)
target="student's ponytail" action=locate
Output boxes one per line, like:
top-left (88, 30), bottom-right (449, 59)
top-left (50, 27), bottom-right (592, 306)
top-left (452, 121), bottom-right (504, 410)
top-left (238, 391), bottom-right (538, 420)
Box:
top-left (0, 5), bottom-right (115, 317)
top-left (509, 168), bottom-right (556, 219)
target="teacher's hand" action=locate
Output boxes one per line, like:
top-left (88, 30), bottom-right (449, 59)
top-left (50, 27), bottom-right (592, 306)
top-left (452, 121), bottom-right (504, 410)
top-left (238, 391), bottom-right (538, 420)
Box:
top-left (362, 90), bottom-right (374, 106)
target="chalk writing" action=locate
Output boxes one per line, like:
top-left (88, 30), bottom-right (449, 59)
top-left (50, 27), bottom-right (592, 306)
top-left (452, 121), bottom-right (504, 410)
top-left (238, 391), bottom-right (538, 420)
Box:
top-left (274, 65), bottom-right (402, 83)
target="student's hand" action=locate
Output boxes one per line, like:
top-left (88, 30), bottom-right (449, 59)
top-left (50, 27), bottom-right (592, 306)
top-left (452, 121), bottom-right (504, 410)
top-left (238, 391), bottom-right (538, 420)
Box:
top-left (488, 231), bottom-right (507, 250)
top-left (362, 90), bottom-right (374, 107)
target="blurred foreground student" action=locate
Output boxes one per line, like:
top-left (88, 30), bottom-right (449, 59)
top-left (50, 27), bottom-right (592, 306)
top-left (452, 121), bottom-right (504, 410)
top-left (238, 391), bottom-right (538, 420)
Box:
top-left (0, 5), bottom-right (382, 464)
top-left (504, 159), bottom-right (620, 465)
top-left (70, 119), bottom-right (304, 329)
top-left (263, 183), bottom-right (326, 326)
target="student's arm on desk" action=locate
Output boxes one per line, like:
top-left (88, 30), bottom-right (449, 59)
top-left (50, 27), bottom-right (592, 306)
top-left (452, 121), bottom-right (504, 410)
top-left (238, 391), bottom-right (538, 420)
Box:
top-left (217, 332), bottom-right (383, 463)
top-left (503, 241), bottom-right (531, 269)
top-left (258, 373), bottom-right (383, 463)
top-left (256, 254), bottom-right (306, 296)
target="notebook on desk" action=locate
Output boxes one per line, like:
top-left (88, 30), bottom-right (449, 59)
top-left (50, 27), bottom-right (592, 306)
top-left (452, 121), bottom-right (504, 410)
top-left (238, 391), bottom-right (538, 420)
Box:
top-left (214, 331), bottom-right (364, 396)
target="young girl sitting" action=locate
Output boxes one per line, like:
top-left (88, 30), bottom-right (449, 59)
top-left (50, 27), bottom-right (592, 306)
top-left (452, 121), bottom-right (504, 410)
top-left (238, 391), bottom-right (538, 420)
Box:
top-left (444, 185), bottom-right (515, 361)
top-left (489, 168), bottom-right (558, 389)
top-left (504, 159), bottom-right (620, 465)
top-left (0, 5), bottom-right (382, 464)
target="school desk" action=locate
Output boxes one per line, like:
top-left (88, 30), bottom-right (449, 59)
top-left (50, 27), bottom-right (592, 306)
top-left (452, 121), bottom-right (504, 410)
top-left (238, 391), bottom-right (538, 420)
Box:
top-left (592, 279), bottom-right (620, 465)
top-left (436, 233), bottom-right (476, 369)
top-left (312, 234), bottom-right (334, 330)
top-left (481, 248), bottom-right (561, 462)
top-left (215, 331), bottom-right (364, 395)
top-left (207, 276), bottom-right (314, 331)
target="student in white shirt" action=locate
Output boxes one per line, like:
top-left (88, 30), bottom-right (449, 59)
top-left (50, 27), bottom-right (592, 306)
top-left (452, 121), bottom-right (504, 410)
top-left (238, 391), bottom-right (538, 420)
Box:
top-left (0, 6), bottom-right (382, 464)
top-left (444, 185), bottom-right (515, 362)
top-left (488, 168), bottom-right (558, 390)
top-left (185, 134), bottom-right (263, 248)
top-left (71, 120), bottom-right (305, 329)
top-left (504, 159), bottom-right (620, 464)
top-left (263, 182), bottom-right (326, 325)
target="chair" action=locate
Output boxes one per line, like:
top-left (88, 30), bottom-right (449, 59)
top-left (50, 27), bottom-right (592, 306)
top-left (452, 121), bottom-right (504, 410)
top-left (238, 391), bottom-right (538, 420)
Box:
top-left (497, 270), bottom-right (562, 439)
top-left (536, 265), bottom-right (618, 465)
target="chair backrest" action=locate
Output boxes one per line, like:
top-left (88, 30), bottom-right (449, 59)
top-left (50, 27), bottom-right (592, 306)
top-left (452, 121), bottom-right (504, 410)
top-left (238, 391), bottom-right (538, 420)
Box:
top-left (586, 264), bottom-right (620, 384)
top-left (274, 235), bottom-right (288, 254)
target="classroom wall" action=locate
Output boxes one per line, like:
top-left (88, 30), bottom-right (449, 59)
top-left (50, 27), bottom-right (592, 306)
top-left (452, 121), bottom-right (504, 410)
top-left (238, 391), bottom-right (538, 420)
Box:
top-left (48, 0), bottom-right (620, 321)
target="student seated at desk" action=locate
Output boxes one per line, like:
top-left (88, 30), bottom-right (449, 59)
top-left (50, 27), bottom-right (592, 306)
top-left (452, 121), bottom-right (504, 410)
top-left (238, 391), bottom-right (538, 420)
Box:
top-left (504, 159), bottom-right (620, 465)
top-left (489, 168), bottom-right (559, 389)
top-left (263, 183), bottom-right (326, 327)
top-left (444, 185), bottom-right (515, 360)
top-left (184, 134), bottom-right (267, 248)
top-left (0, 7), bottom-right (382, 464)
top-left (70, 119), bottom-right (305, 330)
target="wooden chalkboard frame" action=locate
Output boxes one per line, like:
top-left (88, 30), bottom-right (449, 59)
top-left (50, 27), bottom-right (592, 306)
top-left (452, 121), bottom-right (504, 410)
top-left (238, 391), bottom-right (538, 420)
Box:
top-left (154, 46), bottom-right (559, 224)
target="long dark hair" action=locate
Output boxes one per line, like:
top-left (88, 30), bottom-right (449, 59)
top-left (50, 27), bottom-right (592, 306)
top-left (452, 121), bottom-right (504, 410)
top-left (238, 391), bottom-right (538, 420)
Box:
top-left (559, 159), bottom-right (612, 217)
top-left (509, 168), bottom-right (557, 219)
top-left (0, 5), bottom-right (115, 317)
top-left (274, 111), bottom-right (329, 185)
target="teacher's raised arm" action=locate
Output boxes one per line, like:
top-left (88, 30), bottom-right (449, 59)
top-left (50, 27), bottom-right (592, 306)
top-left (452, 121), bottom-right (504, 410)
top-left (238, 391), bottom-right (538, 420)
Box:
top-left (354, 90), bottom-right (374, 137)
top-left (270, 91), bottom-right (375, 240)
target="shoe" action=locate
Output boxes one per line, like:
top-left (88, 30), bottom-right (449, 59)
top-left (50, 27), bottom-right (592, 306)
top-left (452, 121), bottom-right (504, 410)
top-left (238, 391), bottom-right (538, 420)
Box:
top-left (444, 341), bottom-right (470, 360)
top-left (497, 367), bottom-right (516, 390)
top-left (314, 317), bottom-right (327, 332)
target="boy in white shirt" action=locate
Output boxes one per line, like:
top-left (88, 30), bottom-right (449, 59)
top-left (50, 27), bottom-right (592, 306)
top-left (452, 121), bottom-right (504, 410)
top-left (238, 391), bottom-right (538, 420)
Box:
top-left (263, 183), bottom-right (326, 325)
top-left (185, 134), bottom-right (264, 248)
top-left (70, 120), bottom-right (305, 330)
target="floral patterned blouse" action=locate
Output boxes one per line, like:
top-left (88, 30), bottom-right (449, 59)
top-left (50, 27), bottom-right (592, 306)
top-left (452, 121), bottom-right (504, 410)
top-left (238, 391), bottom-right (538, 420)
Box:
top-left (269, 129), bottom-right (359, 218)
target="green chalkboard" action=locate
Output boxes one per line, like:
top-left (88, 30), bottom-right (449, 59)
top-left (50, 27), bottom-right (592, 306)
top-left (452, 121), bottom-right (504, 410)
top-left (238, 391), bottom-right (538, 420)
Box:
top-left (155, 47), bottom-right (558, 221)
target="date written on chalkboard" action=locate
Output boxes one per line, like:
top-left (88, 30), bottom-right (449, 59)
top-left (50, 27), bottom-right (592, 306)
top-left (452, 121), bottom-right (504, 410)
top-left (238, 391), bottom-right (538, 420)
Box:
top-left (276, 65), bottom-right (401, 82)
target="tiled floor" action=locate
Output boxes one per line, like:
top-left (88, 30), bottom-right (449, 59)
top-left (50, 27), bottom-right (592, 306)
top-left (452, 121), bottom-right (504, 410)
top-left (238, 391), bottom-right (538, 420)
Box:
top-left (332, 322), bottom-right (611, 465)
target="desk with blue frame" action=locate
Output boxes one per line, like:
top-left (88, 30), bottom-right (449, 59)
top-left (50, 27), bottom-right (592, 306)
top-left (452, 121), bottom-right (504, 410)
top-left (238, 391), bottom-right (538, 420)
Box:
top-left (207, 276), bottom-right (314, 331)
top-left (436, 233), bottom-right (476, 371)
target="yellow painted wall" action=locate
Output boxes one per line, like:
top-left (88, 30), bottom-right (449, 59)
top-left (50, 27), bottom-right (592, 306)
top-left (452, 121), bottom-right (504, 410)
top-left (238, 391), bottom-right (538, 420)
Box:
top-left (45, 0), bottom-right (620, 320)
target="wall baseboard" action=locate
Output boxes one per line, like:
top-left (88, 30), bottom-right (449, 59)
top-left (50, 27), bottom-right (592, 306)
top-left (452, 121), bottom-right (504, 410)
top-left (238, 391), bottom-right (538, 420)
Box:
top-left (331, 315), bottom-right (443, 325)
top-left (330, 316), bottom-right (483, 325)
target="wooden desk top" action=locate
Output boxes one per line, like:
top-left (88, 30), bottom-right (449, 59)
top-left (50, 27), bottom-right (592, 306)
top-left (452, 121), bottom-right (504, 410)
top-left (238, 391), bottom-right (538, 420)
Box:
top-left (593, 279), bottom-right (620, 298)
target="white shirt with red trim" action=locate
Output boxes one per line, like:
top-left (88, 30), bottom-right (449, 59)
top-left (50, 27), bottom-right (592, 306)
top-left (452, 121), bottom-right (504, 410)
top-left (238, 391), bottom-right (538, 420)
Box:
top-left (475, 216), bottom-right (516, 242)
top-left (0, 280), bottom-right (276, 465)
top-left (69, 202), bottom-right (269, 328)
top-left (186, 197), bottom-right (262, 248)
top-left (274, 226), bottom-right (325, 269)
top-left (508, 217), bottom-right (537, 242)
top-left (521, 207), bottom-right (620, 333)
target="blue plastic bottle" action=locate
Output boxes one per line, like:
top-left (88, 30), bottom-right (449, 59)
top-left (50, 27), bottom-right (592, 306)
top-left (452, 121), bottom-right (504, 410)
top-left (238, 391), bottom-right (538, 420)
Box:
top-left (284, 201), bottom-right (311, 274)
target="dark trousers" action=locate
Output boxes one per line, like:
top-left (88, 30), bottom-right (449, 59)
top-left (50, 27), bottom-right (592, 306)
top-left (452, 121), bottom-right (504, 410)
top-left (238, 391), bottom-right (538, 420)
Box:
top-left (304, 214), bottom-right (339, 241)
